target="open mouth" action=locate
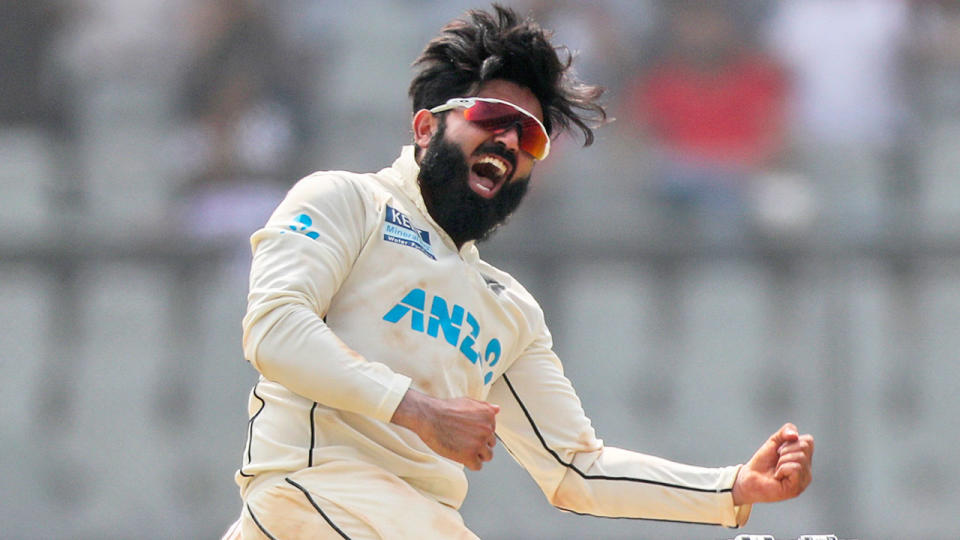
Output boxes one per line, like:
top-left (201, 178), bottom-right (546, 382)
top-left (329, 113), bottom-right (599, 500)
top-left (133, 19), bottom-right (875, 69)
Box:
top-left (469, 155), bottom-right (512, 199)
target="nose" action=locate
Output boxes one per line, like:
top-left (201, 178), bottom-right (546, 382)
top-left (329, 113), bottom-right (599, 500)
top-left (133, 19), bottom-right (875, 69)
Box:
top-left (491, 121), bottom-right (522, 154)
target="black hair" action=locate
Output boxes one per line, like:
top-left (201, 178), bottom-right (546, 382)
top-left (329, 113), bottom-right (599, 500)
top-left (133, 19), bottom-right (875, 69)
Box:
top-left (409, 4), bottom-right (607, 146)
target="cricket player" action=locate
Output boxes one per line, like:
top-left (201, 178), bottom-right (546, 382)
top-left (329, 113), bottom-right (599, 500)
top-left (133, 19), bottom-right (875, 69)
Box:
top-left (222, 5), bottom-right (814, 539)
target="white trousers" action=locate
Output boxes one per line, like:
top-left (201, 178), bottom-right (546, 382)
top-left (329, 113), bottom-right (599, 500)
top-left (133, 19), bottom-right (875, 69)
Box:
top-left (221, 460), bottom-right (479, 540)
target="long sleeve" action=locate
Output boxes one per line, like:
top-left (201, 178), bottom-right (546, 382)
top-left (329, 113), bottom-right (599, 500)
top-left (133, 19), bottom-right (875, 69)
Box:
top-left (242, 172), bottom-right (411, 423)
top-left (487, 327), bottom-right (751, 528)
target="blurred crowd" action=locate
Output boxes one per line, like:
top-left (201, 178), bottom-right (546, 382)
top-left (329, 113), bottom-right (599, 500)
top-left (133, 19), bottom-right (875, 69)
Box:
top-left (4, 2), bottom-right (960, 538)
top-left (4, 0), bottom-right (960, 247)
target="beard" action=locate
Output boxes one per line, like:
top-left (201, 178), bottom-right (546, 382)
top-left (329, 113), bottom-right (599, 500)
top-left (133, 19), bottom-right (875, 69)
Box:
top-left (417, 124), bottom-right (530, 246)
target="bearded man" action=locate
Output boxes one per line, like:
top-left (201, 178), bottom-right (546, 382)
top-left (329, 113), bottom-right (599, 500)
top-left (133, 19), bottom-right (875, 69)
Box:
top-left (222, 5), bottom-right (813, 539)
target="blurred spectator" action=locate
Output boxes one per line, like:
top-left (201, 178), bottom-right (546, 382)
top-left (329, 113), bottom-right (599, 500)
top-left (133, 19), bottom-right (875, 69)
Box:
top-left (168, 0), bottom-right (312, 243)
top-left (520, 0), bottom-right (645, 91)
top-left (0, 0), bottom-right (80, 230)
top-left (905, 0), bottom-right (960, 120)
top-left (764, 0), bottom-right (909, 235)
top-left (766, 0), bottom-right (908, 149)
top-left (900, 0), bottom-right (960, 231)
top-left (0, 1), bottom-right (74, 135)
top-left (623, 1), bottom-right (793, 241)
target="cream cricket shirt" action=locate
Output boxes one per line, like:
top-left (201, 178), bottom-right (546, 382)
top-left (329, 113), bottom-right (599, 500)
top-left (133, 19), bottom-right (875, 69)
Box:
top-left (236, 146), bottom-right (751, 528)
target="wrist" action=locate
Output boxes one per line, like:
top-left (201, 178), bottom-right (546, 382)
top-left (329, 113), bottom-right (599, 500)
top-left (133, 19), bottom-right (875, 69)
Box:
top-left (731, 465), bottom-right (747, 506)
top-left (390, 388), bottom-right (430, 432)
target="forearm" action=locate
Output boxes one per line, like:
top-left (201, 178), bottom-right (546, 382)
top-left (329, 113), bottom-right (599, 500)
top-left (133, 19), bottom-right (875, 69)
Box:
top-left (548, 446), bottom-right (751, 528)
top-left (244, 301), bottom-right (411, 423)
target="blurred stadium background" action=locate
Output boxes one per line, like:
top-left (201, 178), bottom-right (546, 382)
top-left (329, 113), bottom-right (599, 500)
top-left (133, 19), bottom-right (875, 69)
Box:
top-left (2, 1), bottom-right (959, 538)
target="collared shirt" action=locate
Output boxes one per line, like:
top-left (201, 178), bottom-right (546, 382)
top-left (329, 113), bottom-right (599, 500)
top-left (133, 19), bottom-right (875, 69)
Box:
top-left (236, 146), bottom-right (750, 527)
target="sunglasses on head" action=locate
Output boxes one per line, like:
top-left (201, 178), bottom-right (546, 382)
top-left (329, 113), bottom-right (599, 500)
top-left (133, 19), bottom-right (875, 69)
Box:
top-left (429, 97), bottom-right (551, 161)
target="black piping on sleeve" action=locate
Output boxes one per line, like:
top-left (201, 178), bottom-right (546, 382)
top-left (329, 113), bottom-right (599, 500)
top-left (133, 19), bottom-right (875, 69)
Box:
top-left (500, 374), bottom-right (732, 527)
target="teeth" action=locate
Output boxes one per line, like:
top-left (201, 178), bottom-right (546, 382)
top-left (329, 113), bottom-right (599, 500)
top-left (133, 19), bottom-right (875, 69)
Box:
top-left (477, 156), bottom-right (508, 178)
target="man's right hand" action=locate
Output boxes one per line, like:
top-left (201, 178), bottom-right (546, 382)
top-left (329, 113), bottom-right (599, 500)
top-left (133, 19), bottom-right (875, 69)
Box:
top-left (390, 388), bottom-right (500, 471)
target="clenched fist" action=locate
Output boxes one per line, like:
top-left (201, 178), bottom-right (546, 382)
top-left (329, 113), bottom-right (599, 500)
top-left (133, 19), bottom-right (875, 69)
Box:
top-left (732, 423), bottom-right (814, 506)
top-left (391, 388), bottom-right (500, 471)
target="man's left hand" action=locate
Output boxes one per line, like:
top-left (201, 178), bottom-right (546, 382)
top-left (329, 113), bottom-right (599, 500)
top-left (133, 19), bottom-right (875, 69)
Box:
top-left (732, 423), bottom-right (814, 505)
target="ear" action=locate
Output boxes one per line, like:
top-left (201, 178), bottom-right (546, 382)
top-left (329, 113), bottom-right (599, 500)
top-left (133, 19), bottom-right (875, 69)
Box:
top-left (412, 109), bottom-right (437, 150)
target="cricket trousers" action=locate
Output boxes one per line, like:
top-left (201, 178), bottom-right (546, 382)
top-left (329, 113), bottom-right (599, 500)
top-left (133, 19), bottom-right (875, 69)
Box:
top-left (221, 460), bottom-right (480, 540)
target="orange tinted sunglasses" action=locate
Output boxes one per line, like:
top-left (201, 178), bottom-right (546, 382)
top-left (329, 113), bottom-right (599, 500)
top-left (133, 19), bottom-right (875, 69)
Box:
top-left (429, 97), bottom-right (551, 160)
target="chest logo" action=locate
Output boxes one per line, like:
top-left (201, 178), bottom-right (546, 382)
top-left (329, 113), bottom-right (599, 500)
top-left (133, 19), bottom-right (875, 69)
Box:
top-left (383, 288), bottom-right (502, 384)
top-left (383, 205), bottom-right (435, 260)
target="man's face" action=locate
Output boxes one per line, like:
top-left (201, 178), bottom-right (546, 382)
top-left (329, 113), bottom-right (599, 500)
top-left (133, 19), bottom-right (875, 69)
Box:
top-left (418, 122), bottom-right (529, 246)
top-left (416, 80), bottom-right (544, 245)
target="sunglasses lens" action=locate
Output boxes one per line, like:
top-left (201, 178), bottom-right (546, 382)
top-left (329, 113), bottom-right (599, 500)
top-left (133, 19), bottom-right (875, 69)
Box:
top-left (462, 101), bottom-right (549, 160)
top-left (517, 118), bottom-right (549, 160)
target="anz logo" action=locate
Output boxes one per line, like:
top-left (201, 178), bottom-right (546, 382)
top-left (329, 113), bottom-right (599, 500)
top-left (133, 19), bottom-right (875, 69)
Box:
top-left (383, 288), bottom-right (502, 384)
